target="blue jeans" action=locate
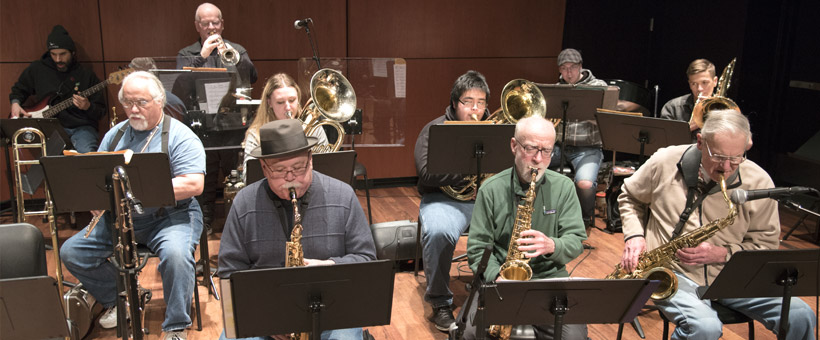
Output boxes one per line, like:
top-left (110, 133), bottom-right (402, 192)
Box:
top-left (656, 272), bottom-right (816, 340)
top-left (419, 192), bottom-right (474, 308)
top-left (61, 199), bottom-right (203, 332)
top-left (549, 145), bottom-right (603, 224)
top-left (219, 328), bottom-right (363, 340)
top-left (64, 125), bottom-right (99, 153)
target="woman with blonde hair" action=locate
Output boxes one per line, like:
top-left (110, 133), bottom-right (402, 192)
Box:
top-left (242, 73), bottom-right (328, 177)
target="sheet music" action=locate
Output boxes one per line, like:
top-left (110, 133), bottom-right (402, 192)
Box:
top-left (204, 81), bottom-right (231, 113)
top-left (393, 62), bottom-right (406, 98)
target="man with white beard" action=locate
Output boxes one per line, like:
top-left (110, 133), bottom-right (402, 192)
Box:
top-left (61, 71), bottom-right (206, 340)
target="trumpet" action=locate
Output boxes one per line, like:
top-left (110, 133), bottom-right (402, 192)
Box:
top-left (210, 31), bottom-right (239, 66)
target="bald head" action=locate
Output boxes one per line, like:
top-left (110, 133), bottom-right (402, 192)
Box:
top-left (512, 116), bottom-right (556, 182)
top-left (515, 116), bottom-right (556, 142)
top-left (195, 2), bottom-right (222, 21)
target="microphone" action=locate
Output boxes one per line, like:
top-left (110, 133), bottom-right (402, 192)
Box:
top-left (294, 18), bottom-right (312, 29)
top-left (730, 187), bottom-right (814, 204)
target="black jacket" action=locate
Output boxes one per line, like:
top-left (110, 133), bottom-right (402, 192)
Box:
top-left (9, 52), bottom-right (105, 129)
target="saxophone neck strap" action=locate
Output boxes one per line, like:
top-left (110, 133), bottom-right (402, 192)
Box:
top-left (672, 145), bottom-right (711, 240)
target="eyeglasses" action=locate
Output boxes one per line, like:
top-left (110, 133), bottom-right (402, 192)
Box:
top-left (120, 99), bottom-right (152, 109)
top-left (265, 160), bottom-right (310, 178)
top-left (516, 140), bottom-right (553, 157)
top-left (704, 140), bottom-right (746, 165)
top-left (559, 64), bottom-right (581, 72)
top-left (198, 20), bottom-right (222, 28)
top-left (458, 98), bottom-right (487, 109)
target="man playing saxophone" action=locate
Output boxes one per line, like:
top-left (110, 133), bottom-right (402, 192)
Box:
top-left (618, 110), bottom-right (815, 340)
top-left (463, 116), bottom-right (589, 340)
top-left (217, 119), bottom-right (377, 340)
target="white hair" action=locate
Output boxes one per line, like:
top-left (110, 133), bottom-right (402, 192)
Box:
top-left (701, 109), bottom-right (751, 144)
top-left (195, 2), bottom-right (222, 21)
top-left (118, 71), bottom-right (166, 107)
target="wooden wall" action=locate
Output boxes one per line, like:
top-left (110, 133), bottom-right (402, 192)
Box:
top-left (1, 0), bottom-right (566, 201)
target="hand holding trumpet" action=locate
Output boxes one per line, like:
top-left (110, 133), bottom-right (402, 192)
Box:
top-left (202, 31), bottom-right (239, 66)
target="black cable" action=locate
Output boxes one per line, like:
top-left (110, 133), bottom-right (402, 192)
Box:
top-left (567, 247), bottom-right (593, 277)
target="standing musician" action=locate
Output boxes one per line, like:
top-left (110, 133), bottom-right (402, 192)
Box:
top-left (414, 70), bottom-right (490, 332)
top-left (618, 110), bottom-right (815, 340)
top-left (9, 25), bottom-right (105, 153)
top-left (177, 2), bottom-right (258, 231)
top-left (60, 71), bottom-right (206, 340)
top-left (242, 73), bottom-right (329, 181)
top-left (551, 48), bottom-right (607, 235)
top-left (463, 115), bottom-right (589, 340)
top-left (218, 119), bottom-right (376, 340)
top-left (660, 58), bottom-right (718, 134)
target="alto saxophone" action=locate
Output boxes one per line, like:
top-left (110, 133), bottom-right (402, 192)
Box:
top-left (285, 188), bottom-right (309, 340)
top-left (489, 167), bottom-right (538, 340)
top-left (606, 174), bottom-right (738, 300)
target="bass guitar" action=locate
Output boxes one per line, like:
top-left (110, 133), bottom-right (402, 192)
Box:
top-left (25, 68), bottom-right (134, 118)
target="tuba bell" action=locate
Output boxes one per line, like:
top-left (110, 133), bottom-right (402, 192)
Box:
top-left (441, 79), bottom-right (547, 201)
top-left (295, 68), bottom-right (357, 153)
top-left (690, 58), bottom-right (739, 129)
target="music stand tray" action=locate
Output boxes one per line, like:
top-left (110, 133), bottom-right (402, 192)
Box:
top-left (221, 260), bottom-right (395, 339)
top-left (245, 150), bottom-right (357, 186)
top-left (595, 112), bottom-right (690, 158)
top-left (427, 124), bottom-right (515, 175)
top-left (484, 279), bottom-right (657, 326)
top-left (698, 249), bottom-right (819, 299)
top-left (0, 276), bottom-right (70, 340)
top-left (536, 84), bottom-right (612, 122)
top-left (39, 153), bottom-right (176, 212)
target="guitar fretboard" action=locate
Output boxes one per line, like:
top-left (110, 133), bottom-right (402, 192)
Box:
top-left (43, 79), bottom-right (109, 118)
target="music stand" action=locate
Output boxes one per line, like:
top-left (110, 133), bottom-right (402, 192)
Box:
top-left (0, 276), bottom-right (70, 340)
top-left (536, 85), bottom-right (608, 174)
top-left (39, 153), bottom-right (175, 212)
top-left (595, 111), bottom-right (691, 164)
top-left (427, 124), bottom-right (515, 193)
top-left (221, 260), bottom-right (395, 340)
top-left (480, 279), bottom-right (659, 340)
top-left (697, 249), bottom-right (820, 340)
top-left (244, 150), bottom-right (358, 186)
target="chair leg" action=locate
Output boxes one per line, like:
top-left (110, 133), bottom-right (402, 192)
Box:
top-left (414, 216), bottom-right (422, 276)
top-left (363, 173), bottom-right (372, 225)
top-left (194, 281), bottom-right (202, 331)
top-left (748, 320), bottom-right (755, 339)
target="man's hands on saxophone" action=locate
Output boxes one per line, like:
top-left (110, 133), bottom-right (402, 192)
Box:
top-left (516, 229), bottom-right (555, 258)
top-left (303, 259), bottom-right (335, 266)
top-left (621, 237), bottom-right (729, 272)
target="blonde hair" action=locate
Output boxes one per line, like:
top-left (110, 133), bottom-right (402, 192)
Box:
top-left (246, 73), bottom-right (302, 139)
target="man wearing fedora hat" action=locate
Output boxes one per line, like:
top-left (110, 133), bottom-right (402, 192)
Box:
top-left (218, 119), bottom-right (377, 340)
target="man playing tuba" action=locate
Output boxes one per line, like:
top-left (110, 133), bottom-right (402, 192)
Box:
top-left (462, 115), bottom-right (588, 339)
top-left (618, 110), bottom-right (815, 340)
top-left (218, 119), bottom-right (376, 340)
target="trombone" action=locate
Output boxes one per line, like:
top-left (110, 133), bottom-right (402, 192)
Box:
top-left (690, 58), bottom-right (739, 129)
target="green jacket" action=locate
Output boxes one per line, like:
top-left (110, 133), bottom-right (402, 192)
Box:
top-left (467, 167), bottom-right (587, 282)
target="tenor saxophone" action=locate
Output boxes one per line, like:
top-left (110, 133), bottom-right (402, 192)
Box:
top-left (285, 188), bottom-right (309, 340)
top-left (606, 174), bottom-right (738, 300)
top-left (488, 167), bottom-right (539, 340)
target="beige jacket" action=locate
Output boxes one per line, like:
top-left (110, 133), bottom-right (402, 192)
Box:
top-left (618, 144), bottom-right (780, 286)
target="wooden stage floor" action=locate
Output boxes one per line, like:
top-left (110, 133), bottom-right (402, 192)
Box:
top-left (4, 185), bottom-right (819, 339)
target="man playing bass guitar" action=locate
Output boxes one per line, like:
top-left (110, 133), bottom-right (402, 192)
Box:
top-left (9, 25), bottom-right (105, 153)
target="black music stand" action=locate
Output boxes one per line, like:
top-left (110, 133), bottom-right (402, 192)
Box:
top-left (697, 249), bottom-right (820, 340)
top-left (0, 276), bottom-right (70, 340)
top-left (221, 260), bottom-right (395, 340)
top-left (537, 85), bottom-right (607, 174)
top-left (479, 279), bottom-right (658, 340)
top-left (244, 150), bottom-right (358, 186)
top-left (39, 153), bottom-right (175, 212)
top-left (427, 124), bottom-right (515, 193)
top-left (1, 118), bottom-right (73, 217)
top-left (595, 111), bottom-right (690, 164)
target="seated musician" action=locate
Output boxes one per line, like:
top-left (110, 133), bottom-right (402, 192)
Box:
top-left (660, 58), bottom-right (717, 140)
top-left (618, 110), bottom-right (816, 340)
top-left (9, 25), bottom-right (105, 153)
top-left (414, 70), bottom-right (491, 331)
top-left (60, 71), bottom-right (206, 340)
top-left (242, 73), bottom-right (329, 181)
top-left (551, 48), bottom-right (607, 235)
top-left (463, 115), bottom-right (589, 339)
top-left (218, 119), bottom-right (376, 340)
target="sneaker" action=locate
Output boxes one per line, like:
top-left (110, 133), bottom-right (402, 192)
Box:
top-left (164, 329), bottom-right (187, 340)
top-left (98, 306), bottom-right (119, 329)
top-left (429, 305), bottom-right (455, 332)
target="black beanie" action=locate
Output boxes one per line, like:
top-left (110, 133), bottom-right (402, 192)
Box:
top-left (46, 25), bottom-right (76, 52)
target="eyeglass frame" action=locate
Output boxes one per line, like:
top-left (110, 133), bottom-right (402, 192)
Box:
top-left (197, 19), bottom-right (223, 28)
top-left (120, 98), bottom-right (153, 109)
top-left (704, 139), bottom-right (746, 165)
top-left (458, 98), bottom-right (488, 109)
top-left (262, 159), bottom-right (311, 179)
top-left (516, 140), bottom-right (553, 157)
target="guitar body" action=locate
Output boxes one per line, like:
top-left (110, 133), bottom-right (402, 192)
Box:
top-left (23, 94), bottom-right (58, 118)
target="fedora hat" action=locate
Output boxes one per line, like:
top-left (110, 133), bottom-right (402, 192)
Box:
top-left (249, 119), bottom-right (318, 159)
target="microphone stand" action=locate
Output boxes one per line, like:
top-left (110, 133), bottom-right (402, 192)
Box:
top-left (298, 20), bottom-right (322, 70)
top-left (778, 198), bottom-right (820, 242)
